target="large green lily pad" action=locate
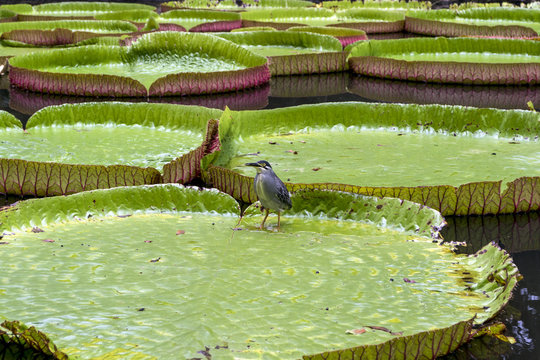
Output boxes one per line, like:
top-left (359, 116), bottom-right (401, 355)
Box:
top-left (240, 8), bottom-right (405, 33)
top-left (161, 0), bottom-right (313, 11)
top-left (8, 31), bottom-right (270, 96)
top-left (348, 37), bottom-right (540, 85)
top-left (216, 31), bottom-right (347, 75)
top-left (1, 2), bottom-right (156, 21)
top-left (0, 19), bottom-right (138, 46)
top-left (96, 8), bottom-right (242, 32)
top-left (0, 103), bottom-right (223, 196)
top-left (322, 0), bottom-right (431, 10)
top-left (405, 7), bottom-right (540, 38)
top-left (204, 103), bottom-right (540, 215)
top-left (0, 185), bottom-right (520, 359)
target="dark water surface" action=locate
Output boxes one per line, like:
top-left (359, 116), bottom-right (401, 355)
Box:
top-left (0, 0), bottom-right (539, 358)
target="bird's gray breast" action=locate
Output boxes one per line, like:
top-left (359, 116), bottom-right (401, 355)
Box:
top-left (254, 172), bottom-right (292, 211)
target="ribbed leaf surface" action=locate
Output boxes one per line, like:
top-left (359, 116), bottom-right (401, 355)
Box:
top-left (0, 186), bottom-right (521, 359)
top-left (348, 37), bottom-right (540, 84)
top-left (8, 31), bottom-right (271, 96)
top-left (203, 103), bottom-right (539, 215)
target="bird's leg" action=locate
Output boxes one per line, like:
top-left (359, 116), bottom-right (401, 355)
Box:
top-left (277, 211), bottom-right (282, 231)
top-left (260, 209), bottom-right (269, 230)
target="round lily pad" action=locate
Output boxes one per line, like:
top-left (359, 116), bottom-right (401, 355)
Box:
top-left (405, 7), bottom-right (540, 38)
top-left (240, 8), bottom-right (406, 33)
top-left (4, 2), bottom-right (156, 21)
top-left (0, 185), bottom-right (520, 359)
top-left (216, 31), bottom-right (347, 75)
top-left (8, 31), bottom-right (271, 97)
top-left (0, 102), bottom-right (223, 196)
top-left (287, 25), bottom-right (368, 47)
top-left (0, 20), bottom-right (138, 46)
top-left (348, 37), bottom-right (540, 85)
top-left (206, 102), bottom-right (540, 215)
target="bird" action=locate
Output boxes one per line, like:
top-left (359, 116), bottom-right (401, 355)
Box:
top-left (245, 160), bottom-right (292, 231)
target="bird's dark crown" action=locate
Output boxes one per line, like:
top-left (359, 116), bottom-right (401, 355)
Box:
top-left (245, 160), bottom-right (272, 169)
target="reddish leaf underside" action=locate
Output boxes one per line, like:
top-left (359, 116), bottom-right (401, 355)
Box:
top-left (348, 56), bottom-right (540, 85)
top-left (162, 119), bottom-right (221, 184)
top-left (405, 16), bottom-right (538, 39)
top-left (268, 51), bottom-right (349, 76)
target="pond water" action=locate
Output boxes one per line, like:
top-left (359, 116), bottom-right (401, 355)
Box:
top-left (0, 0), bottom-right (539, 358)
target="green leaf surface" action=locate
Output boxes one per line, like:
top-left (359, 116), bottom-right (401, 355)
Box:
top-left (406, 7), bottom-right (540, 36)
top-left (162, 0), bottom-right (313, 10)
top-left (2, 102), bottom-right (216, 169)
top-left (0, 110), bottom-right (21, 129)
top-left (0, 185), bottom-right (520, 359)
top-left (348, 37), bottom-right (540, 84)
top-left (0, 102), bottom-right (223, 196)
top-left (7, 1), bottom-right (156, 18)
top-left (205, 102), bottom-right (539, 215)
top-left (8, 31), bottom-right (270, 96)
top-left (0, 20), bottom-right (138, 35)
top-left (323, 0), bottom-right (431, 10)
top-left (216, 31), bottom-right (347, 75)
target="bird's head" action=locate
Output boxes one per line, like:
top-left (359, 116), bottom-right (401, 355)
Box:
top-left (245, 160), bottom-right (272, 174)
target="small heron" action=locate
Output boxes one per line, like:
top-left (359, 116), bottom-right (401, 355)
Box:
top-left (245, 160), bottom-right (292, 230)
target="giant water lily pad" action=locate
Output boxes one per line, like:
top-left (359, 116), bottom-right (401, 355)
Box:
top-left (322, 0), bottom-right (430, 10)
top-left (240, 8), bottom-right (405, 33)
top-left (0, 102), bottom-right (223, 196)
top-left (0, 20), bottom-right (138, 46)
top-left (1, 2), bottom-right (156, 21)
top-left (0, 184), bottom-right (520, 358)
top-left (204, 103), bottom-right (540, 215)
top-left (405, 8), bottom-right (540, 38)
top-left (97, 8), bottom-right (242, 32)
top-left (287, 26), bottom-right (368, 48)
top-left (161, 0), bottom-right (313, 11)
top-left (8, 31), bottom-right (270, 96)
top-left (159, 9), bottom-right (241, 32)
top-left (216, 31), bottom-right (346, 75)
top-left (348, 37), bottom-right (540, 85)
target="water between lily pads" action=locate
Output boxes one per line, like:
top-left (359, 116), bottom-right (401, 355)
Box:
top-left (228, 129), bottom-right (539, 188)
top-left (0, 125), bottom-right (201, 169)
top-left (0, 212), bottom-right (490, 359)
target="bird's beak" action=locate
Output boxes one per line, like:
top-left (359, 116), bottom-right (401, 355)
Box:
top-left (245, 162), bottom-right (261, 167)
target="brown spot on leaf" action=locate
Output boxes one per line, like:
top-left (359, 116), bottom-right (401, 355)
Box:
top-left (144, 240), bottom-right (152, 243)
top-left (376, 205), bottom-right (383, 210)
top-left (42, 239), bottom-right (55, 243)
top-left (0, 241), bottom-right (9, 245)
top-left (150, 257), bottom-right (161, 263)
top-left (346, 328), bottom-right (366, 335)
top-left (269, 141), bottom-right (277, 145)
top-left (312, 167), bottom-right (321, 171)
top-left (176, 230), bottom-right (185, 235)
top-left (31, 227), bottom-right (44, 233)
top-left (403, 278), bottom-right (416, 283)
top-left (117, 214), bottom-right (132, 218)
